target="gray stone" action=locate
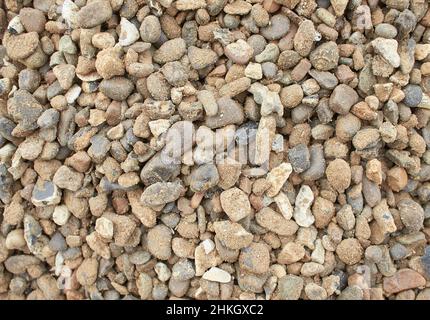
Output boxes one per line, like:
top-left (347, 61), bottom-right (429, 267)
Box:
top-left (390, 243), bottom-right (408, 260)
top-left (37, 109), bottom-right (60, 129)
top-left (277, 275), bottom-right (304, 300)
top-left (308, 69), bottom-right (338, 90)
top-left (99, 77), bottom-right (134, 101)
top-left (7, 90), bottom-right (44, 136)
top-left (421, 246), bottom-right (430, 277)
top-left (403, 84), bottom-right (423, 108)
top-left (141, 181), bottom-right (184, 207)
top-left (301, 144), bottom-right (325, 181)
top-left (48, 232), bottom-right (67, 252)
top-left (171, 259), bottom-right (195, 281)
top-left (189, 164), bottom-right (219, 192)
top-left (288, 144), bottom-right (310, 173)
top-left (261, 14), bottom-right (290, 40)
top-left (395, 9), bottom-right (417, 39)
top-left (88, 135), bottom-right (111, 163)
top-left (398, 199), bottom-right (425, 232)
top-left (140, 151), bottom-right (181, 186)
top-left (205, 97), bottom-right (245, 129)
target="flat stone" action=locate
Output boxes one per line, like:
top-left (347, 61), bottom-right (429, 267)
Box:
top-left (99, 77), bottom-right (134, 101)
top-left (277, 275), bottom-right (304, 300)
top-left (202, 267), bottom-right (231, 283)
top-left (383, 269), bottom-right (426, 294)
top-left (204, 97), bottom-right (244, 129)
top-left (256, 207), bottom-right (298, 236)
top-left (140, 181), bottom-right (184, 207)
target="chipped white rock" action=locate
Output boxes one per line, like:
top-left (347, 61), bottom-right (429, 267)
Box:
top-left (148, 119), bottom-right (171, 138)
top-left (255, 116), bottom-right (276, 165)
top-left (62, 0), bottom-right (80, 29)
top-left (245, 63), bottom-right (263, 80)
top-left (261, 91), bottom-right (284, 117)
top-left (263, 195), bottom-right (274, 207)
top-left (95, 217), bottom-right (114, 239)
top-left (52, 205), bottom-right (70, 226)
top-left (293, 185), bottom-right (315, 227)
top-left (119, 18), bottom-right (140, 47)
top-left (202, 239), bottom-right (215, 254)
top-left (266, 162), bottom-right (293, 197)
top-left (154, 262), bottom-right (171, 282)
top-left (274, 191), bottom-right (293, 220)
top-left (0, 144), bottom-right (16, 163)
top-left (311, 238), bottom-right (325, 264)
top-left (202, 267), bottom-right (231, 283)
top-left (272, 134), bottom-right (284, 153)
top-left (249, 83), bottom-right (283, 117)
top-left (248, 82), bottom-right (268, 104)
top-left (371, 38), bottom-right (400, 68)
top-left (417, 93), bottom-right (430, 109)
top-left (65, 84), bottom-right (82, 104)
top-left (197, 90), bottom-right (218, 116)
top-left (372, 199), bottom-right (396, 234)
top-left (7, 16), bottom-right (24, 34)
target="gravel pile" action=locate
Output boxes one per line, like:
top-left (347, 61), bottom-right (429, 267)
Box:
top-left (0, 0), bottom-right (430, 300)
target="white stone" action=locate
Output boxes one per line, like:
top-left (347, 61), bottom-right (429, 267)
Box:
top-left (0, 143), bottom-right (16, 163)
top-left (62, 0), bottom-right (79, 29)
top-left (266, 162), bottom-right (293, 197)
top-left (5, 229), bottom-right (26, 250)
top-left (293, 185), bottom-right (315, 227)
top-left (95, 217), bottom-right (114, 239)
top-left (274, 191), bottom-right (293, 220)
top-left (7, 16), bottom-right (24, 34)
top-left (245, 63), bottom-right (262, 80)
top-left (202, 239), bottom-right (215, 254)
top-left (65, 84), bottom-right (81, 104)
top-left (197, 90), bottom-right (218, 116)
top-left (272, 134), bottom-right (284, 153)
top-left (154, 262), bottom-right (171, 282)
top-left (202, 267), bottom-right (231, 283)
top-left (261, 91), bottom-right (283, 117)
top-left (53, 205), bottom-right (70, 226)
top-left (262, 195), bottom-right (274, 207)
top-left (148, 119), bottom-right (171, 138)
top-left (415, 44), bottom-right (430, 60)
top-left (118, 18), bottom-right (140, 47)
top-left (418, 93), bottom-right (430, 110)
top-left (372, 38), bottom-right (400, 68)
top-left (311, 239), bottom-right (325, 264)
top-left (248, 82), bottom-right (267, 104)
top-left (193, 146), bottom-right (214, 165)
